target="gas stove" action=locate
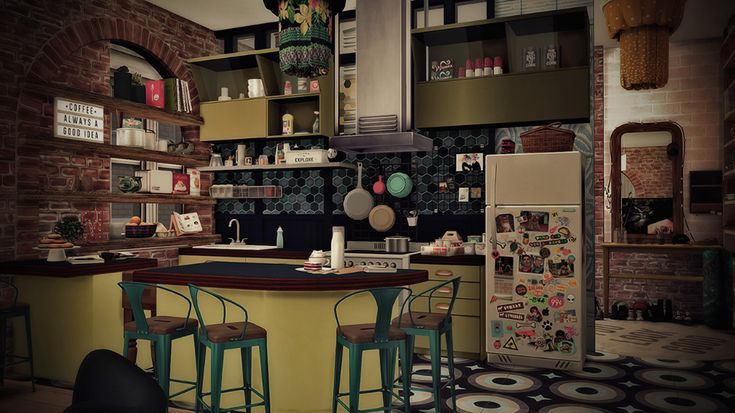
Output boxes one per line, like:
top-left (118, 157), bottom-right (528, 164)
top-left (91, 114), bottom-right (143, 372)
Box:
top-left (344, 241), bottom-right (424, 269)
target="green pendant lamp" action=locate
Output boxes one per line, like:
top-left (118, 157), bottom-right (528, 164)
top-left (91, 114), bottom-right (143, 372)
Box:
top-left (263, 0), bottom-right (346, 77)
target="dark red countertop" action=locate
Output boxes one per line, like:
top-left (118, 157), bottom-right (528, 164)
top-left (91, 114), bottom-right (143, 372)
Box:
top-left (0, 258), bottom-right (159, 278)
top-left (178, 248), bottom-right (486, 266)
top-left (133, 262), bottom-right (428, 291)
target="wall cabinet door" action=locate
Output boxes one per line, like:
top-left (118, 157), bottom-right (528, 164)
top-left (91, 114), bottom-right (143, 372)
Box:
top-left (200, 99), bottom-right (267, 141)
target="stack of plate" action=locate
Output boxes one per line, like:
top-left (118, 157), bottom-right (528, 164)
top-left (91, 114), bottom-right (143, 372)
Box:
top-left (358, 115), bottom-right (399, 134)
top-left (340, 22), bottom-right (356, 54)
top-left (339, 65), bottom-right (357, 135)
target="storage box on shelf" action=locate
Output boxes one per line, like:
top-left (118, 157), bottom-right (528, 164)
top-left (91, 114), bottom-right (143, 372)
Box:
top-left (411, 8), bottom-right (590, 129)
top-left (188, 48), bottom-right (334, 141)
top-left (407, 263), bottom-right (485, 358)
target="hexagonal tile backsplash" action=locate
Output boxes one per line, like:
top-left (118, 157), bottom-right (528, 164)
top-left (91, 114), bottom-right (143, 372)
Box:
top-left (213, 129), bottom-right (491, 216)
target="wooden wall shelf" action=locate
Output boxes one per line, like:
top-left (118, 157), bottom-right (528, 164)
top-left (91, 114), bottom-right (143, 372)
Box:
top-left (78, 234), bottom-right (221, 253)
top-left (21, 137), bottom-right (208, 167)
top-left (21, 81), bottom-right (204, 126)
top-left (19, 190), bottom-right (216, 206)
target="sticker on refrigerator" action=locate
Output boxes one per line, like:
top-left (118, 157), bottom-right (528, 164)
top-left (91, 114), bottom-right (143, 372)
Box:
top-left (491, 320), bottom-right (503, 337)
top-left (497, 302), bottom-right (524, 312)
top-left (548, 295), bottom-right (565, 309)
top-left (496, 214), bottom-right (515, 233)
top-left (527, 306), bottom-right (543, 322)
top-left (515, 284), bottom-right (527, 296)
top-left (495, 257), bottom-right (513, 276)
top-left (499, 312), bottom-right (525, 321)
top-left (519, 211), bottom-right (549, 232)
top-left (549, 259), bottom-right (574, 277)
top-left (503, 336), bottom-right (519, 350)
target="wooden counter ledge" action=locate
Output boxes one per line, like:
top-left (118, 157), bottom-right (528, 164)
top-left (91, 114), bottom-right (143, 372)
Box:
top-left (1, 258), bottom-right (158, 277)
top-left (133, 261), bottom-right (428, 291)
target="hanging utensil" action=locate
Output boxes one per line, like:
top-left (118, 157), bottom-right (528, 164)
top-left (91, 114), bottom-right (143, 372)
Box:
top-left (368, 204), bottom-right (396, 232)
top-left (343, 162), bottom-right (374, 220)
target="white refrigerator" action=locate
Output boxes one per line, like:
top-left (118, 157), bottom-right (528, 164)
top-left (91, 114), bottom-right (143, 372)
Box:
top-left (485, 152), bottom-right (585, 371)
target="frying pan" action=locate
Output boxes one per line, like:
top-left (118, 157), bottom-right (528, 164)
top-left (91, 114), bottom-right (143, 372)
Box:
top-left (368, 204), bottom-right (396, 232)
top-left (344, 162), bottom-right (374, 220)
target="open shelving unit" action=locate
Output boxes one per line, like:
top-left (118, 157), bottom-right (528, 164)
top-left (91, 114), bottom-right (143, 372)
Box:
top-left (199, 162), bottom-right (357, 172)
top-left (76, 233), bottom-right (221, 253)
top-left (22, 81), bottom-right (203, 126)
top-left (411, 7), bottom-right (590, 128)
top-left (188, 48), bottom-right (334, 142)
top-left (18, 190), bottom-right (216, 206)
top-left (20, 137), bottom-right (208, 168)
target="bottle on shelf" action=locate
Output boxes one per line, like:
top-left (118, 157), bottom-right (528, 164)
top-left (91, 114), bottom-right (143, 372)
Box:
top-left (465, 59), bottom-right (474, 78)
top-left (483, 57), bottom-right (493, 76)
top-left (284, 80), bottom-right (292, 95)
top-left (282, 111), bottom-right (294, 135)
top-left (312, 111), bottom-right (320, 133)
top-left (276, 226), bottom-right (284, 248)
top-left (474, 58), bottom-right (483, 77)
top-left (494, 56), bottom-right (504, 75)
top-left (330, 226), bottom-right (345, 269)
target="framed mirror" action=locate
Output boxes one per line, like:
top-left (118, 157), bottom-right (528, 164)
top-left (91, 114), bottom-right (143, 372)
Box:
top-left (610, 122), bottom-right (684, 242)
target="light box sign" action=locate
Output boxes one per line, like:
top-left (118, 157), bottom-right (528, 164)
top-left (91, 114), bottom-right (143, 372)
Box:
top-left (54, 97), bottom-right (104, 142)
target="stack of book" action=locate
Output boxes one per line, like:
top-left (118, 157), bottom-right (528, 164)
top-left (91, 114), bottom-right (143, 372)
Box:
top-left (145, 78), bottom-right (193, 113)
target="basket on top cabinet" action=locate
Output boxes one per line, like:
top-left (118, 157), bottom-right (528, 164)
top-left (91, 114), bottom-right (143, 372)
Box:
top-left (188, 48), bottom-right (334, 141)
top-left (411, 8), bottom-right (590, 129)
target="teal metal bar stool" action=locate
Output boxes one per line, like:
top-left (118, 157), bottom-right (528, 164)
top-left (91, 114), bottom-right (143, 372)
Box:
top-left (188, 284), bottom-right (270, 413)
top-left (119, 281), bottom-right (198, 403)
top-left (332, 287), bottom-right (412, 413)
top-left (392, 277), bottom-right (461, 413)
top-left (0, 279), bottom-right (34, 390)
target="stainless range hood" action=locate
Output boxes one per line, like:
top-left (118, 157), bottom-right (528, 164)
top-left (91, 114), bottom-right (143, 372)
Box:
top-left (330, 0), bottom-right (432, 154)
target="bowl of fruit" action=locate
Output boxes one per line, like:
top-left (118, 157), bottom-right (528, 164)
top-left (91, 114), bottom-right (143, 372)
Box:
top-left (125, 216), bottom-right (157, 238)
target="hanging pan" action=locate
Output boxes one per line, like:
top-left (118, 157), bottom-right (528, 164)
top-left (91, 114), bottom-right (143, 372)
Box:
top-left (344, 162), bottom-right (374, 220)
top-left (368, 204), bottom-right (396, 232)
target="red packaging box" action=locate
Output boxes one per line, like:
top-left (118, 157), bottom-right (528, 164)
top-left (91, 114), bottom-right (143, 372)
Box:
top-left (172, 172), bottom-right (190, 194)
top-left (146, 80), bottom-right (165, 108)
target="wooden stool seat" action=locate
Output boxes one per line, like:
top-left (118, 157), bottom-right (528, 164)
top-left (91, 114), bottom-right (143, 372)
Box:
top-left (124, 316), bottom-right (197, 335)
top-left (392, 312), bottom-right (446, 330)
top-left (337, 323), bottom-right (406, 344)
top-left (204, 321), bottom-right (267, 343)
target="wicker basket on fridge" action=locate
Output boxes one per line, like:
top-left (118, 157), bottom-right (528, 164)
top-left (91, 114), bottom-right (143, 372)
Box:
top-left (520, 122), bottom-right (576, 153)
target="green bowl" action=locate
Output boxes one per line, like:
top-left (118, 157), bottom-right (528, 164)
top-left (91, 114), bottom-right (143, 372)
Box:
top-left (386, 172), bottom-right (413, 198)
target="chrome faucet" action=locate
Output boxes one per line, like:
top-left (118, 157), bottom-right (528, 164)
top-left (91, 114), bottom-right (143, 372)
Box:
top-left (228, 219), bottom-right (245, 244)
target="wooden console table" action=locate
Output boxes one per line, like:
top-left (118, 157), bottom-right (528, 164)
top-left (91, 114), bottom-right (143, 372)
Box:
top-left (601, 242), bottom-right (721, 315)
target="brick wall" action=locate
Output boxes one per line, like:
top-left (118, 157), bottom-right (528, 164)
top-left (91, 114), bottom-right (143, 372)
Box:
top-left (1, 0), bottom-right (222, 261)
top-left (621, 146), bottom-right (673, 198)
top-left (598, 40), bottom-right (723, 319)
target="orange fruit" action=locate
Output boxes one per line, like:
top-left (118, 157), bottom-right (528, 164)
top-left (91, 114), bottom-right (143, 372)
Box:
top-left (129, 216), bottom-right (141, 225)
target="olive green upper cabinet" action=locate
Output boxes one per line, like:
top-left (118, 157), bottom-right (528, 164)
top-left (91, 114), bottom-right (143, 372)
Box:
top-left (189, 49), bottom-right (334, 141)
top-left (412, 8), bottom-right (590, 129)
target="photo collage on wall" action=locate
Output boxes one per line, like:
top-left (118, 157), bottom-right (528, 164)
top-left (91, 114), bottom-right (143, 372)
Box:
top-left (489, 208), bottom-right (581, 356)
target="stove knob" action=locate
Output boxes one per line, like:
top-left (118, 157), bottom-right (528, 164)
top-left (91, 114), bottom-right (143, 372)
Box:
top-left (346, 260), bottom-right (353, 267)
top-left (360, 261), bottom-right (366, 266)
top-left (367, 261), bottom-right (374, 266)
top-left (390, 263), bottom-right (397, 268)
top-left (382, 262), bottom-right (389, 268)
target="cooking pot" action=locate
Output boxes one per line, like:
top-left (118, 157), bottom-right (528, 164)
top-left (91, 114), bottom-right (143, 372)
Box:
top-left (385, 235), bottom-right (410, 253)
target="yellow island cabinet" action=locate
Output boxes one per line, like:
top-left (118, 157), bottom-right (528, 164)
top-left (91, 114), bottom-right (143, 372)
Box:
top-left (132, 260), bottom-right (428, 413)
top-left (2, 258), bottom-right (158, 385)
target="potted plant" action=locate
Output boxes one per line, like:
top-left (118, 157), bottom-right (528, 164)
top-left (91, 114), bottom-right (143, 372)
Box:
top-left (113, 66), bottom-right (132, 100)
top-left (54, 216), bottom-right (84, 244)
top-left (131, 72), bottom-right (146, 104)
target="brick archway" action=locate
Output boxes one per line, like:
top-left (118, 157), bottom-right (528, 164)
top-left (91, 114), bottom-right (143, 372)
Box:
top-left (621, 171), bottom-right (646, 198)
top-left (25, 16), bottom-right (198, 107)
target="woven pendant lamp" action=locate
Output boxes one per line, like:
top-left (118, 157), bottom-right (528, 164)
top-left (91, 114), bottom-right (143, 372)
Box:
top-left (603, 0), bottom-right (686, 90)
top-left (263, 0), bottom-right (346, 77)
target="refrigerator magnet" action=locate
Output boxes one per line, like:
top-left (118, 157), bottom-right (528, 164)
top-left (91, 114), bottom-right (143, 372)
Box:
top-left (458, 187), bottom-right (469, 202)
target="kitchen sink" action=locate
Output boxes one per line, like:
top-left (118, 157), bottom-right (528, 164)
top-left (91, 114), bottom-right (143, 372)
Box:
top-left (193, 244), bottom-right (278, 251)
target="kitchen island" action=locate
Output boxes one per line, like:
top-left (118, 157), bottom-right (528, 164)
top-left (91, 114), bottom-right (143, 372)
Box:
top-left (132, 261), bottom-right (428, 413)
